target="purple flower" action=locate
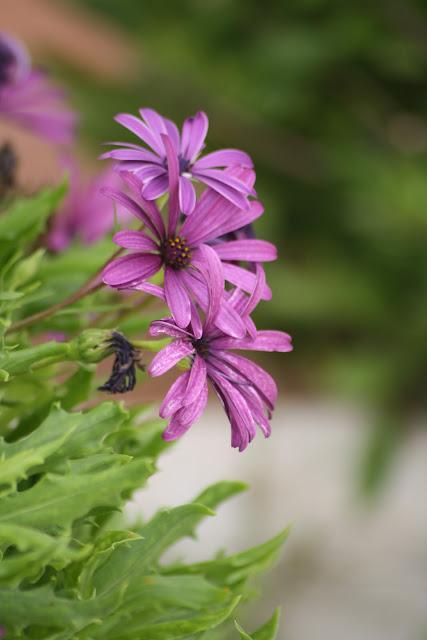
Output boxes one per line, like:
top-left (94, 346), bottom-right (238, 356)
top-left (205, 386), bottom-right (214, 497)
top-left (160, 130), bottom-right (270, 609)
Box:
top-left (0, 32), bottom-right (75, 144)
top-left (101, 107), bottom-right (254, 214)
top-left (147, 269), bottom-right (293, 451)
top-left (47, 158), bottom-right (129, 252)
top-left (102, 137), bottom-right (276, 337)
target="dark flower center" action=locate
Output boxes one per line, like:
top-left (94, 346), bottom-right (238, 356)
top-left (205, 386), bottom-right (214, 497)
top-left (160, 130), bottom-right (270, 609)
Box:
top-left (0, 41), bottom-right (14, 87)
top-left (162, 236), bottom-right (191, 270)
top-left (192, 337), bottom-right (210, 358)
top-left (178, 154), bottom-right (190, 174)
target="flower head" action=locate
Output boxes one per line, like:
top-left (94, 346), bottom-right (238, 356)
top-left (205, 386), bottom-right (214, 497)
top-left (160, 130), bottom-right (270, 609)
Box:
top-left (0, 32), bottom-right (76, 144)
top-left (102, 138), bottom-right (276, 337)
top-left (47, 158), bottom-right (129, 252)
top-left (148, 269), bottom-right (293, 451)
top-left (101, 107), bottom-right (254, 214)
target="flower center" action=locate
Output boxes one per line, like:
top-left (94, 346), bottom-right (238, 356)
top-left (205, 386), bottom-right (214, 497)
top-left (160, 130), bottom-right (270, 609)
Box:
top-left (178, 154), bottom-right (190, 174)
top-left (192, 337), bottom-right (210, 358)
top-left (162, 236), bottom-right (191, 270)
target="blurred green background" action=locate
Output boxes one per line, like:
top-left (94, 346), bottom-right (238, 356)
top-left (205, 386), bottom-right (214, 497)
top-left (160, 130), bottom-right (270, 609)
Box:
top-left (61, 0), bottom-right (427, 495)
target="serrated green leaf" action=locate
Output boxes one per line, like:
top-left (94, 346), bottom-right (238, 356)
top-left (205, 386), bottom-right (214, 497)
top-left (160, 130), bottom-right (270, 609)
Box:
top-left (0, 456), bottom-right (154, 532)
top-left (235, 609), bottom-right (281, 640)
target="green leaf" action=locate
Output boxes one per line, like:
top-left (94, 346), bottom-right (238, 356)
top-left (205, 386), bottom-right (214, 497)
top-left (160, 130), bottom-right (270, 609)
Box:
top-left (235, 609), bottom-right (281, 640)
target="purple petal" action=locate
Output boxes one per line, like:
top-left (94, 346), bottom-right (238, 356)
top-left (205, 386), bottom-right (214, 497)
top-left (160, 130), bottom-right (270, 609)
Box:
top-left (134, 164), bottom-right (167, 182)
top-left (190, 301), bottom-right (203, 339)
top-left (164, 268), bottom-right (191, 328)
top-left (191, 244), bottom-right (224, 326)
top-left (116, 172), bottom-right (166, 238)
top-left (101, 186), bottom-right (163, 240)
top-left (161, 134), bottom-right (180, 235)
top-left (210, 373), bottom-right (255, 451)
top-left (100, 148), bottom-right (162, 163)
top-left (139, 108), bottom-right (168, 139)
top-left (181, 196), bottom-right (264, 247)
top-left (181, 111), bottom-right (209, 162)
top-left (193, 148), bottom-right (253, 170)
top-left (164, 117), bottom-right (181, 152)
top-left (133, 281), bottom-right (166, 300)
top-left (192, 169), bottom-right (250, 210)
top-left (214, 330), bottom-right (293, 353)
top-left (183, 354), bottom-right (207, 406)
top-left (141, 174), bottom-right (169, 200)
top-left (115, 113), bottom-right (165, 157)
top-left (218, 351), bottom-right (277, 409)
top-left (223, 263), bottom-right (272, 300)
top-left (213, 239), bottom-right (277, 262)
top-left (159, 371), bottom-right (190, 418)
top-left (148, 339), bottom-right (195, 377)
top-left (179, 176), bottom-right (196, 215)
top-left (163, 381), bottom-right (208, 441)
top-left (150, 318), bottom-right (193, 339)
top-left (113, 230), bottom-right (159, 252)
top-left (102, 253), bottom-right (161, 287)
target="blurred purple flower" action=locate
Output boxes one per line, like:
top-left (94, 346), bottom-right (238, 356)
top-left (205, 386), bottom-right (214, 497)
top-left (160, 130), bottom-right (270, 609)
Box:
top-left (0, 32), bottom-right (75, 144)
top-left (148, 268), bottom-right (293, 451)
top-left (101, 107), bottom-right (254, 214)
top-left (47, 158), bottom-right (128, 252)
top-left (102, 138), bottom-right (275, 337)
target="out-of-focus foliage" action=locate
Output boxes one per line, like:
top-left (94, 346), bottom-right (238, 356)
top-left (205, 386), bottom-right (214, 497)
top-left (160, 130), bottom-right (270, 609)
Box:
top-left (67, 0), bottom-right (426, 493)
top-left (0, 185), bottom-right (286, 639)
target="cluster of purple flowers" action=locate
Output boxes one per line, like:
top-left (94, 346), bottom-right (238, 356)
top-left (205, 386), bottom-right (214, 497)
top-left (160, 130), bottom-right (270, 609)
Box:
top-left (102, 108), bottom-right (293, 450)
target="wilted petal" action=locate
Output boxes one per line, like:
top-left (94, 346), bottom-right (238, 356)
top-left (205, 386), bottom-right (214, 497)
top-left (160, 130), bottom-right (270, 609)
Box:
top-left (148, 339), bottom-right (194, 377)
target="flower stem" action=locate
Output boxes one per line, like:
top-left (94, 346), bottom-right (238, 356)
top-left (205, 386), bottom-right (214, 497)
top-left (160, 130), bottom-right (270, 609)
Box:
top-left (5, 247), bottom-right (124, 336)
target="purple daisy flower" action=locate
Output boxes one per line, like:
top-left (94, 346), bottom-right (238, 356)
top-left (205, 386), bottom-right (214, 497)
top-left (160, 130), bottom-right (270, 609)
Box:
top-left (102, 136), bottom-right (276, 337)
top-left (0, 32), bottom-right (75, 144)
top-left (100, 107), bottom-right (254, 214)
top-left (47, 158), bottom-right (129, 252)
top-left (147, 268), bottom-right (293, 451)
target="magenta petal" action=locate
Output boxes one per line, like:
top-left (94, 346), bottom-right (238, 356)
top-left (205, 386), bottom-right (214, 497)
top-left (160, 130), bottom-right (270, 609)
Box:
top-left (213, 299), bottom-right (247, 339)
top-left (115, 113), bottom-right (165, 156)
top-left (183, 354), bottom-right (207, 406)
top-left (162, 417), bottom-right (193, 441)
top-left (113, 230), bottom-right (159, 252)
top-left (159, 371), bottom-right (190, 418)
top-left (139, 108), bottom-right (168, 139)
top-left (141, 174), bottom-right (169, 200)
top-left (102, 253), bottom-right (162, 287)
top-left (150, 318), bottom-right (193, 339)
top-left (134, 164), bottom-right (167, 182)
top-left (191, 244), bottom-right (224, 325)
top-left (222, 263), bottom-right (272, 300)
top-left (164, 268), bottom-right (192, 328)
top-left (164, 117), bottom-right (181, 152)
top-left (100, 148), bottom-right (161, 163)
top-left (214, 239), bottom-right (277, 262)
top-left (179, 176), bottom-right (196, 215)
top-left (161, 134), bottom-right (180, 235)
top-left (214, 330), bottom-right (293, 353)
top-left (148, 339), bottom-right (195, 377)
top-left (219, 351), bottom-right (277, 409)
top-left (193, 148), bottom-right (253, 170)
top-left (101, 186), bottom-right (163, 239)
top-left (181, 111), bottom-right (209, 162)
top-left (190, 301), bottom-right (203, 339)
top-left (192, 170), bottom-right (250, 210)
top-left (133, 281), bottom-right (166, 300)
top-left (176, 381), bottom-right (208, 424)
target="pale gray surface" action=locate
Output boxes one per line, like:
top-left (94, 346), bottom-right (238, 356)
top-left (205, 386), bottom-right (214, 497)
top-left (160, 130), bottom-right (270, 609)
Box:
top-left (126, 400), bottom-right (427, 640)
